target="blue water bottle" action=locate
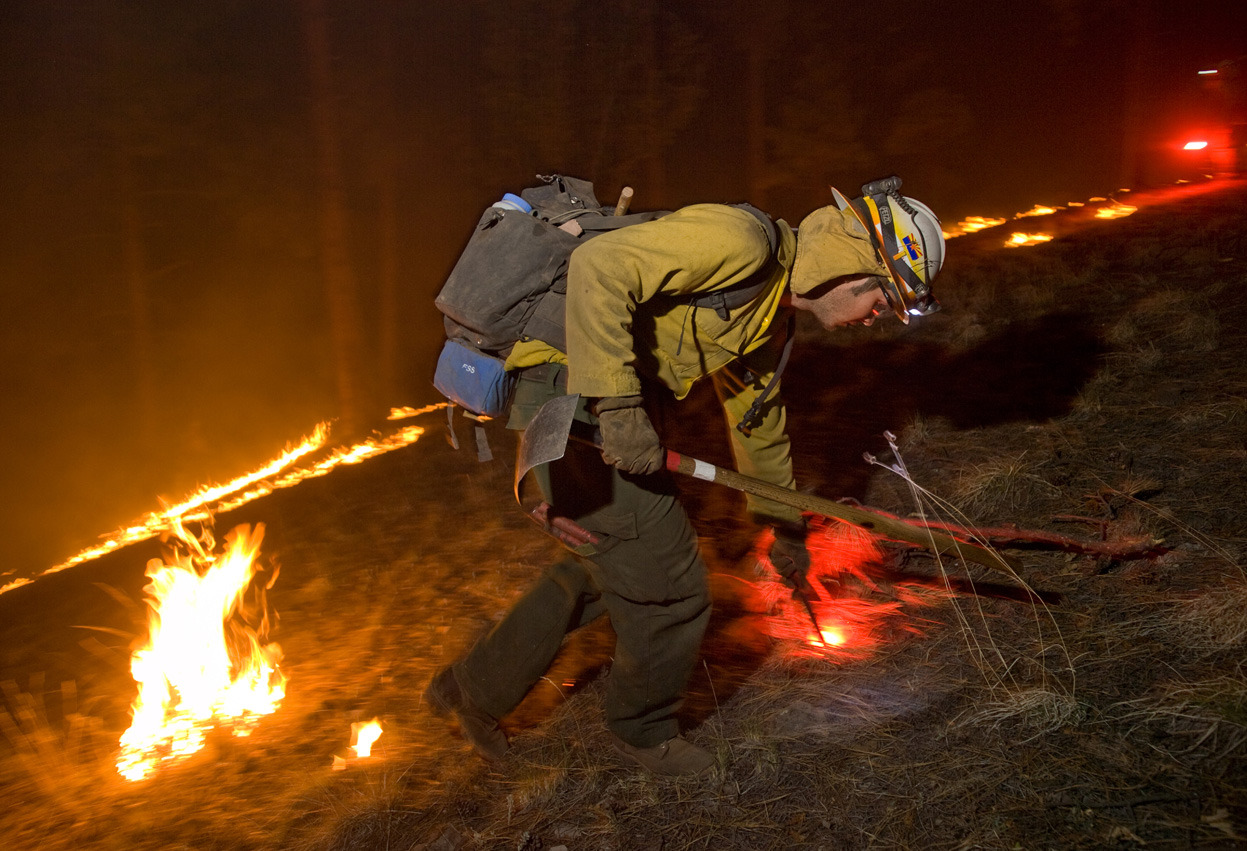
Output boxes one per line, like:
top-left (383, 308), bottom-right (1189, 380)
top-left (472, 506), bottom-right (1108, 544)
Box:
top-left (492, 192), bottom-right (532, 214)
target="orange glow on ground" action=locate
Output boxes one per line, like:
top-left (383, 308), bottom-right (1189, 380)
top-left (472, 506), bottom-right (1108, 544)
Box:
top-left (756, 519), bottom-right (937, 661)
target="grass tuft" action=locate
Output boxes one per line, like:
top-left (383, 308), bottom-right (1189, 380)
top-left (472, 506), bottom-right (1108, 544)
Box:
top-left (951, 453), bottom-right (1063, 517)
top-left (1140, 582), bottom-right (1247, 654)
top-left (962, 686), bottom-right (1086, 739)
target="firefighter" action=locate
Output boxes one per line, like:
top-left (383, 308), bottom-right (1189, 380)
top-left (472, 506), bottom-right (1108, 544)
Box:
top-left (426, 178), bottom-right (944, 777)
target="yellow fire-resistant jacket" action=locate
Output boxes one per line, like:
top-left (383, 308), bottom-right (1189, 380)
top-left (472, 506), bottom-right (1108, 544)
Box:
top-left (506, 203), bottom-right (803, 523)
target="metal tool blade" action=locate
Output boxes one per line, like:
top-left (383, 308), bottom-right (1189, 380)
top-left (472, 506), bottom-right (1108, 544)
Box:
top-left (514, 394), bottom-right (581, 502)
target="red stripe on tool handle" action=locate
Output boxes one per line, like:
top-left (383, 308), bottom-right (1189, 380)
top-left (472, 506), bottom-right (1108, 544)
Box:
top-left (665, 449), bottom-right (682, 472)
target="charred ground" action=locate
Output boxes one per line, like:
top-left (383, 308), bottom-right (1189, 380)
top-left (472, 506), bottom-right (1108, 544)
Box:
top-left (2, 182), bottom-right (1245, 849)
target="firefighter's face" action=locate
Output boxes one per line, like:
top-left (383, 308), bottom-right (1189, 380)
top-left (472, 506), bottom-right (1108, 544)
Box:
top-left (790, 276), bottom-right (890, 330)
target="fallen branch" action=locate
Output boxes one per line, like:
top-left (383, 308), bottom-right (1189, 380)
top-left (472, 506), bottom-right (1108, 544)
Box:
top-left (904, 518), bottom-right (1169, 561)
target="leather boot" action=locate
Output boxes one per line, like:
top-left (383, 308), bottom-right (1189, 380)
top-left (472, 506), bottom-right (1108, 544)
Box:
top-left (424, 667), bottom-right (509, 762)
top-left (611, 734), bottom-right (715, 777)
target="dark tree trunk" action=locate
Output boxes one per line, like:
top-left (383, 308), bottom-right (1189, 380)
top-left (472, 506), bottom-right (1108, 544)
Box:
top-left (376, 0), bottom-right (401, 404)
top-left (299, 0), bottom-right (367, 436)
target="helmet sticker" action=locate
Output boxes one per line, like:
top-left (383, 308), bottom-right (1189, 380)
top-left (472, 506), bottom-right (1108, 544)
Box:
top-left (899, 233), bottom-right (923, 262)
top-left (831, 178), bottom-right (944, 321)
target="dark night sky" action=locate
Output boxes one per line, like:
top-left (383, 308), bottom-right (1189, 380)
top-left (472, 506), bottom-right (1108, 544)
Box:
top-left (1, 0), bottom-right (1244, 580)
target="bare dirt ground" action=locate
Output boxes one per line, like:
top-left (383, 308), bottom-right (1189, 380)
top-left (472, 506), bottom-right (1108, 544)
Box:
top-left (2, 180), bottom-right (1245, 850)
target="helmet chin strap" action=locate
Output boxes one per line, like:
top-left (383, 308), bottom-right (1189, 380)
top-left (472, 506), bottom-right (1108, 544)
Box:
top-left (876, 275), bottom-right (911, 325)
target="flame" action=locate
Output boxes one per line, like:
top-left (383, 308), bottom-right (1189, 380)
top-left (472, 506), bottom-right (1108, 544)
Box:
top-left (1, 403), bottom-right (448, 596)
top-left (31, 426), bottom-right (328, 580)
top-left (117, 522), bottom-right (284, 781)
top-left (944, 215), bottom-right (1007, 238)
top-left (1005, 232), bottom-right (1054, 248)
top-left (1015, 204), bottom-right (1060, 218)
top-left (1095, 203), bottom-right (1137, 220)
top-left (351, 719), bottom-right (383, 758)
top-left (1183, 140), bottom-right (1208, 151)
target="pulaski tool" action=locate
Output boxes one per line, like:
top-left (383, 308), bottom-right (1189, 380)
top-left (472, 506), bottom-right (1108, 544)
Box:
top-left (517, 395), bottom-right (1021, 576)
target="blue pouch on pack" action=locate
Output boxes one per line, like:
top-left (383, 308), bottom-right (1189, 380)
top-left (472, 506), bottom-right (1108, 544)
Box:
top-left (433, 339), bottom-right (516, 419)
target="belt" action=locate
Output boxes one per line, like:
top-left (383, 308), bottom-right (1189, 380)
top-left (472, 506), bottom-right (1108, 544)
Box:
top-left (521, 362), bottom-right (568, 389)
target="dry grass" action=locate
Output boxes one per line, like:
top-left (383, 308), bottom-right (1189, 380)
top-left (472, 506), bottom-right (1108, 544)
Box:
top-left (950, 452), bottom-right (1064, 517)
top-left (3, 183), bottom-right (1247, 849)
top-left (1138, 581), bottom-right (1247, 654)
top-left (962, 686), bottom-right (1086, 739)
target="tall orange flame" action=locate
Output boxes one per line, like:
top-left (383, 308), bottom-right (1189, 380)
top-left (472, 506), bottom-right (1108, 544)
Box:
top-left (116, 522), bottom-right (284, 781)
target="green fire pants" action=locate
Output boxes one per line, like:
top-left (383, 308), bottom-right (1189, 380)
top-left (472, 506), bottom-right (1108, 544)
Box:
top-left (455, 368), bottom-right (711, 748)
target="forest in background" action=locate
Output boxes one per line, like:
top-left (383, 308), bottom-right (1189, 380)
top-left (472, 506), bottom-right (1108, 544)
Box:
top-left (0, 0), bottom-right (1231, 576)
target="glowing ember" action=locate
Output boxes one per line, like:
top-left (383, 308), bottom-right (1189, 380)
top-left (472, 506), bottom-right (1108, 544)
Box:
top-left (808, 627), bottom-right (846, 647)
top-left (1005, 232), bottom-right (1054, 248)
top-left (1183, 141), bottom-right (1208, 151)
top-left (117, 522), bottom-right (284, 781)
top-left (1095, 203), bottom-right (1137, 220)
top-left (351, 719), bottom-right (383, 758)
top-left (1015, 204), bottom-right (1060, 218)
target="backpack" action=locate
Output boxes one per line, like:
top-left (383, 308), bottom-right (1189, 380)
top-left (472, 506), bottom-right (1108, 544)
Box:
top-left (433, 174), bottom-right (778, 421)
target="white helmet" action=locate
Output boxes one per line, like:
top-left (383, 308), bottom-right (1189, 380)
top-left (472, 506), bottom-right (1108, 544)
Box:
top-left (831, 176), bottom-right (944, 323)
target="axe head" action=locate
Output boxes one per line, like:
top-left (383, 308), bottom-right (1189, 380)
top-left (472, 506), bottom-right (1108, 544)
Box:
top-left (514, 394), bottom-right (581, 502)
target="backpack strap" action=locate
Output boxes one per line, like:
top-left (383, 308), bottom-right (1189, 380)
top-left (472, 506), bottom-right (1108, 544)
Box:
top-left (698, 203), bottom-right (789, 437)
top-left (735, 313), bottom-right (796, 436)
top-left (687, 203), bottom-right (781, 320)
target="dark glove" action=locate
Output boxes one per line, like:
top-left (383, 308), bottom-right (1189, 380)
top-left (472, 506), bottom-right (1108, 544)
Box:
top-left (593, 395), bottom-right (664, 475)
top-left (768, 519), bottom-right (812, 596)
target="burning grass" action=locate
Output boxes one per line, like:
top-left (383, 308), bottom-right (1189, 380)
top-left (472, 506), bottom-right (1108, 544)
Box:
top-left (2, 183), bottom-right (1247, 848)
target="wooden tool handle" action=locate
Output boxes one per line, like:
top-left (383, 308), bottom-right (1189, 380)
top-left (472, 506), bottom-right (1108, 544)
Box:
top-left (613, 186), bottom-right (634, 216)
top-left (664, 450), bottom-right (1019, 574)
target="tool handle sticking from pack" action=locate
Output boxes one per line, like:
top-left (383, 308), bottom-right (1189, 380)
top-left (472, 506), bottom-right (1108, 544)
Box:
top-left (614, 186), bottom-right (634, 216)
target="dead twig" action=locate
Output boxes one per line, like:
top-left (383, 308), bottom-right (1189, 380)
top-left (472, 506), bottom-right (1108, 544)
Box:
top-left (894, 516), bottom-right (1168, 561)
